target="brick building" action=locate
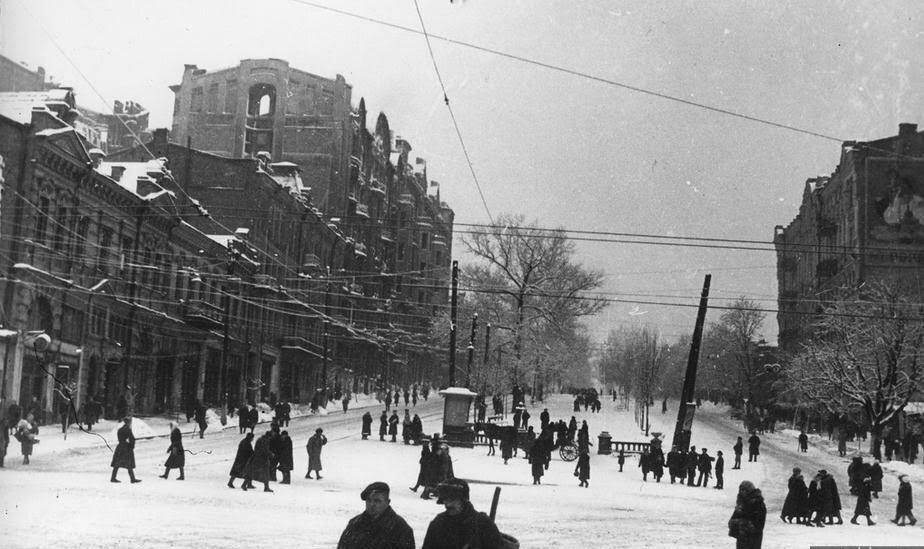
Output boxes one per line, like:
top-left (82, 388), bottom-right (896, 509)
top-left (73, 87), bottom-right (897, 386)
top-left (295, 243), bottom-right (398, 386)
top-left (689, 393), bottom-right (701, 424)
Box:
top-left (774, 123), bottom-right (924, 351)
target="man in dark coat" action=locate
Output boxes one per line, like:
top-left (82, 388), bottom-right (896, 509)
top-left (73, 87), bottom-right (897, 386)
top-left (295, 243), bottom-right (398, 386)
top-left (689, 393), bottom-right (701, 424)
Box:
top-left (819, 469), bottom-right (843, 524)
top-left (685, 445), bottom-right (699, 486)
top-left (540, 408), bottom-right (550, 431)
top-left (362, 411), bottom-right (373, 440)
top-left (159, 422), bottom-right (185, 480)
top-left (728, 480), bottom-right (766, 549)
top-left (666, 446), bottom-right (681, 483)
top-left (891, 474), bottom-right (916, 526)
top-left (714, 450), bottom-right (725, 490)
top-left (194, 402), bottom-right (208, 439)
top-left (110, 417), bottom-right (141, 483)
top-left (238, 404), bottom-right (250, 434)
top-left (850, 476), bottom-right (875, 525)
top-left (575, 449), bottom-right (590, 487)
top-left (228, 432), bottom-right (254, 488)
top-left (781, 467), bottom-right (807, 523)
top-left (747, 433), bottom-right (761, 462)
top-left (869, 460), bottom-right (883, 498)
top-left (268, 422), bottom-right (282, 481)
top-left (379, 411), bottom-right (388, 441)
top-left (306, 427), bottom-right (327, 480)
top-left (733, 436), bottom-right (744, 469)
top-left (243, 431), bottom-right (274, 492)
top-left (421, 479), bottom-right (504, 549)
top-left (247, 405), bottom-right (259, 433)
top-left (278, 430), bottom-right (294, 484)
top-left (529, 439), bottom-right (547, 484)
top-left (388, 410), bottom-right (400, 442)
top-left (696, 448), bottom-right (714, 487)
top-left (338, 482), bottom-right (415, 549)
top-left (798, 430), bottom-right (808, 452)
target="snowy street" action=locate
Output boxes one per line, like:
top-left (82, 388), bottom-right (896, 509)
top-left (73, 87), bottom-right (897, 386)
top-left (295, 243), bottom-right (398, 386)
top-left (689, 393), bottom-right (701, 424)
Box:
top-left (2, 394), bottom-right (922, 548)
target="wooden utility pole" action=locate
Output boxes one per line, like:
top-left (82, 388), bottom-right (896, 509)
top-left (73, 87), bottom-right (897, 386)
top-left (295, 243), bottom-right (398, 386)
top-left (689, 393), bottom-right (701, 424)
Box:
top-left (671, 274), bottom-right (711, 452)
top-left (465, 313), bottom-right (478, 387)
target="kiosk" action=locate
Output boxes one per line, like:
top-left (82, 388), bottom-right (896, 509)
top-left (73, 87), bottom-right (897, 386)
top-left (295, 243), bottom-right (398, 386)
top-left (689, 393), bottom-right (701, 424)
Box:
top-left (439, 387), bottom-right (478, 448)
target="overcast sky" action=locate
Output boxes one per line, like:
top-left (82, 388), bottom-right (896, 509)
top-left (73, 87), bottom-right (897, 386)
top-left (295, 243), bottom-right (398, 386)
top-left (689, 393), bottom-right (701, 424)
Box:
top-left (2, 0), bottom-right (922, 345)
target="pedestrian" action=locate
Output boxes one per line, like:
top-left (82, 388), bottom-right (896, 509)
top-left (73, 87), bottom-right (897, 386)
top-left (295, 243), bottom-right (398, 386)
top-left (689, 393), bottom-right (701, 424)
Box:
top-left (891, 474), bottom-right (916, 526)
top-left (0, 414), bottom-right (8, 468)
top-left (869, 460), bottom-right (883, 498)
top-left (667, 446), bottom-right (682, 483)
top-left (697, 448), bottom-right (714, 487)
top-left (617, 448), bottom-right (626, 472)
top-left (522, 408), bottom-right (531, 429)
top-left (14, 413), bottom-right (38, 465)
top-left (421, 479), bottom-right (504, 549)
top-left (268, 421), bottom-right (282, 482)
top-left (305, 427), bottom-right (327, 480)
top-left (227, 432), bottom-right (254, 489)
top-left (500, 427), bottom-right (514, 465)
top-left (437, 444), bottom-right (454, 484)
top-left (379, 411), bottom-right (388, 441)
top-left (278, 430), bottom-right (294, 484)
top-left (420, 437), bottom-right (442, 500)
top-left (806, 472), bottom-right (825, 527)
top-left (403, 388), bottom-right (410, 407)
top-left (248, 405), bottom-right (258, 433)
top-left (638, 448), bottom-right (651, 481)
top-left (410, 440), bottom-right (432, 492)
top-left (577, 420), bottom-right (591, 454)
top-left (747, 432), bottom-right (761, 462)
top-left (194, 401), bottom-right (208, 439)
top-left (361, 411), bottom-right (373, 440)
top-left (238, 404), bottom-right (250, 434)
top-left (733, 436), bottom-right (744, 469)
top-left (819, 469), bottom-right (843, 525)
top-left (342, 392), bottom-right (351, 413)
top-left (411, 413), bottom-right (423, 444)
top-left (159, 422), bottom-right (185, 480)
top-left (685, 445), bottom-right (698, 486)
top-left (243, 431), bottom-right (274, 492)
top-left (728, 480), bottom-right (767, 549)
top-left (529, 440), bottom-right (546, 485)
top-left (388, 410), bottom-right (400, 442)
top-left (402, 410), bottom-right (412, 445)
top-left (540, 408), bottom-right (550, 431)
top-left (714, 450), bottom-right (725, 490)
top-left (110, 417), bottom-right (140, 483)
top-left (575, 449), bottom-right (590, 487)
top-left (337, 481), bottom-right (415, 549)
top-left (798, 430), bottom-right (808, 452)
top-left (850, 476), bottom-right (875, 525)
top-left (781, 467), bottom-right (807, 524)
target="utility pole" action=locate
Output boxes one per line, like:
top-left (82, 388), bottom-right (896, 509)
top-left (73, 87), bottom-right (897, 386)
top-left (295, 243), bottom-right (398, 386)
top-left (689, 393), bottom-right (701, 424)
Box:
top-left (219, 248), bottom-right (237, 426)
top-left (321, 266), bottom-right (331, 404)
top-left (465, 312), bottom-right (478, 388)
top-left (483, 323), bottom-right (491, 393)
top-left (448, 260), bottom-right (458, 386)
top-left (672, 274), bottom-right (711, 452)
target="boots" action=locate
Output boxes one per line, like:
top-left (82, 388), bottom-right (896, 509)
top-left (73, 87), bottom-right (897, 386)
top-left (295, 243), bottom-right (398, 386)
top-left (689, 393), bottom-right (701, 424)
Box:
top-left (177, 468), bottom-right (185, 480)
top-left (111, 468), bottom-right (120, 483)
top-left (228, 478), bottom-right (235, 489)
top-left (23, 455), bottom-right (29, 465)
top-left (159, 468), bottom-right (169, 479)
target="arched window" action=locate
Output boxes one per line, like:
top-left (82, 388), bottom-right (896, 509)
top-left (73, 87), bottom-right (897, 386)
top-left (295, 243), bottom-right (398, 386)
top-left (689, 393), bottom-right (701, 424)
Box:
top-left (247, 84), bottom-right (276, 117)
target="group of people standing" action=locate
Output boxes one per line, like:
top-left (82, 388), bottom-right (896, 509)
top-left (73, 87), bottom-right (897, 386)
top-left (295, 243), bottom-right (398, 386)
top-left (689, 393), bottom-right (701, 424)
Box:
top-left (227, 421), bottom-right (327, 492)
top-left (360, 409), bottom-right (425, 444)
top-left (410, 435), bottom-right (455, 500)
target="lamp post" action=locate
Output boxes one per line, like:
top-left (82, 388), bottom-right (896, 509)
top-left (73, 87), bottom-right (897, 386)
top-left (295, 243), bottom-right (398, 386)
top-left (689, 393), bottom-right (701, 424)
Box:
top-left (465, 313), bottom-right (478, 388)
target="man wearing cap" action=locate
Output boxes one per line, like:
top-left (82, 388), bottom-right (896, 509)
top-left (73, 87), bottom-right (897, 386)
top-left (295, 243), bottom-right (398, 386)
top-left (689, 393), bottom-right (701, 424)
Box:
top-left (337, 482), bottom-right (415, 549)
top-left (421, 479), bottom-right (503, 549)
top-left (305, 427), bottom-right (327, 480)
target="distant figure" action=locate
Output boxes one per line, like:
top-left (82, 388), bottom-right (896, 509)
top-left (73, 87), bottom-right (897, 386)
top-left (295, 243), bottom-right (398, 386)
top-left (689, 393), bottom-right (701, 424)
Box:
top-left (747, 433), bottom-right (761, 462)
top-left (194, 402), bottom-right (208, 439)
top-left (714, 450), bottom-right (725, 490)
top-left (379, 411), bottom-right (388, 441)
top-left (728, 481), bottom-right (766, 549)
top-left (243, 432), bottom-right (274, 492)
top-left (575, 450), bottom-right (590, 488)
top-left (781, 467), bottom-right (807, 523)
top-left (110, 417), bottom-right (140, 483)
top-left (662, 398), bottom-right (668, 414)
top-left (733, 437), bottom-right (743, 469)
top-left (361, 411), bottom-right (373, 440)
top-left (159, 422), bottom-right (185, 480)
top-left (410, 441), bottom-right (432, 492)
top-left (891, 474), bottom-right (916, 526)
top-left (388, 410), bottom-right (400, 443)
top-left (338, 482), bottom-right (415, 549)
top-left (798, 431), bottom-right (808, 453)
top-left (15, 413), bottom-right (38, 465)
top-left (305, 428), bottom-right (327, 480)
top-left (278, 430), bottom-right (294, 484)
top-left (617, 449), bottom-right (626, 472)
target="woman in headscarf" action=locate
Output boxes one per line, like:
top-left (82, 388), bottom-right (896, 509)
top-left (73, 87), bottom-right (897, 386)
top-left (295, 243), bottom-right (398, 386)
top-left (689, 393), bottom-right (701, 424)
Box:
top-left (159, 421), bottom-right (185, 480)
top-left (728, 480), bottom-right (767, 549)
top-left (781, 467), bottom-right (807, 524)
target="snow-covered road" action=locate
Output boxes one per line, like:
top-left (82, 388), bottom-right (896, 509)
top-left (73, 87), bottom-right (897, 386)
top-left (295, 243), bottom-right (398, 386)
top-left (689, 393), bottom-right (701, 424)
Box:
top-left (1, 394), bottom-right (921, 548)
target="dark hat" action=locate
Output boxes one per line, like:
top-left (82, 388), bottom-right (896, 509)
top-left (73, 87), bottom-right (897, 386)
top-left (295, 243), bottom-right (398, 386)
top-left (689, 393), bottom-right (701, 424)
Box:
top-left (360, 481), bottom-right (390, 500)
top-left (818, 469), bottom-right (827, 476)
top-left (315, 427), bottom-right (323, 433)
top-left (436, 478), bottom-right (470, 504)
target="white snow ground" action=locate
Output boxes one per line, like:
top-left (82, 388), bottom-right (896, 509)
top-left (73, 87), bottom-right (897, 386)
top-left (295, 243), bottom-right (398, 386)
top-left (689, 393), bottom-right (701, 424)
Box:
top-left (1, 393), bottom-right (921, 548)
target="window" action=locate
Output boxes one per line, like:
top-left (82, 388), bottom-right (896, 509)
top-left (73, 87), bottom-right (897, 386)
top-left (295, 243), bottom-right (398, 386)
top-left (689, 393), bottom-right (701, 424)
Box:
top-left (53, 205), bottom-right (68, 250)
top-left (398, 243), bottom-right (405, 261)
top-left (75, 216), bottom-right (89, 257)
top-left (287, 80), bottom-right (299, 114)
top-left (98, 227), bottom-right (112, 273)
top-left (191, 87), bottom-right (204, 112)
top-left (90, 305), bottom-right (107, 336)
top-left (34, 196), bottom-right (50, 244)
top-left (421, 232), bottom-right (429, 249)
top-left (207, 83), bottom-right (219, 113)
top-left (224, 80), bottom-right (238, 113)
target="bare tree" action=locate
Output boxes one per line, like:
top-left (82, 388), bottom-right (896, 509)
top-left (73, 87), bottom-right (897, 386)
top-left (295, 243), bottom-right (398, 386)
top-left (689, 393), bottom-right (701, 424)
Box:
top-left (463, 213), bottom-right (606, 386)
top-left (787, 282), bottom-right (924, 456)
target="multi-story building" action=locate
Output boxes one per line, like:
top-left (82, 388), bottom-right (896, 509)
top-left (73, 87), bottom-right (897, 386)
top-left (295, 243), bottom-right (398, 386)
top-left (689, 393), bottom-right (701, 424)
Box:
top-left (774, 122), bottom-right (924, 351)
top-left (0, 56), bottom-right (56, 92)
top-left (168, 59), bottom-right (353, 215)
top-left (80, 100), bottom-right (152, 153)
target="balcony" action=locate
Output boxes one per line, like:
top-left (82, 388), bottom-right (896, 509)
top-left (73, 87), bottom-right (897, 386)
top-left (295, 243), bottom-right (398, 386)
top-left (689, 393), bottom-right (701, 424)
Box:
top-left (370, 180), bottom-right (386, 196)
top-left (253, 274), bottom-right (276, 287)
top-left (278, 336), bottom-right (321, 358)
top-left (416, 216), bottom-right (433, 229)
top-left (381, 230), bottom-right (395, 243)
top-left (355, 203), bottom-right (370, 218)
top-left (182, 299), bottom-right (224, 330)
top-left (398, 193), bottom-right (413, 206)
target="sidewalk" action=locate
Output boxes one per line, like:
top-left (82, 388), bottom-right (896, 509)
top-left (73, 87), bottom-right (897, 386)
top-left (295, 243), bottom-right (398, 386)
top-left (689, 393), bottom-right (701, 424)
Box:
top-left (10, 391), bottom-right (395, 456)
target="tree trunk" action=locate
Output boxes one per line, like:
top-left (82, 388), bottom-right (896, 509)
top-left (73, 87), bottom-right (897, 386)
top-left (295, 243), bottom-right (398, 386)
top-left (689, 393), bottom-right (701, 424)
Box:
top-left (869, 423), bottom-right (883, 461)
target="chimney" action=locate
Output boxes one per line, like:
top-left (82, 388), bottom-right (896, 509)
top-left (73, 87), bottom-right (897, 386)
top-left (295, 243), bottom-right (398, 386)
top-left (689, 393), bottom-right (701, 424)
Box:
top-left (898, 123), bottom-right (918, 137)
top-left (88, 148), bottom-right (106, 169)
top-left (153, 128), bottom-right (169, 156)
top-left (110, 166), bottom-right (126, 181)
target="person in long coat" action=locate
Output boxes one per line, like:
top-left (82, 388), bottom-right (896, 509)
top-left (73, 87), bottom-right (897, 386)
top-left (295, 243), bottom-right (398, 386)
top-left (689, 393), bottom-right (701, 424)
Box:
top-left (869, 460), bottom-right (883, 498)
top-left (747, 433), bottom-right (761, 462)
top-left (247, 406), bottom-right (258, 433)
top-left (420, 438), bottom-right (441, 500)
top-left (891, 474), bottom-right (916, 526)
top-left (638, 448), bottom-right (651, 481)
top-left (437, 444), bottom-right (454, 483)
top-left (159, 422), bottom-right (185, 480)
top-left (410, 441), bottom-right (432, 492)
top-left (361, 411), bottom-right (373, 440)
top-left (781, 468), bottom-right (807, 523)
top-left (850, 476), bottom-right (875, 525)
top-left (528, 439), bottom-right (546, 485)
top-left (0, 416), bottom-right (8, 468)
top-left (228, 432), bottom-right (254, 488)
top-left (728, 480), bottom-right (767, 549)
top-left (277, 430), bottom-right (294, 484)
top-left (401, 410), bottom-right (412, 445)
top-left (379, 411), bottom-right (388, 441)
top-left (733, 436), bottom-right (744, 469)
top-left (15, 413), bottom-right (38, 465)
top-left (819, 469), bottom-right (843, 524)
top-left (806, 473), bottom-right (825, 527)
top-left (306, 427), bottom-right (328, 480)
top-left (575, 450), bottom-right (590, 487)
top-left (238, 404), bottom-right (250, 434)
top-left (110, 417), bottom-right (140, 483)
top-left (411, 414), bottom-right (423, 444)
top-left (243, 431), bottom-right (274, 492)
top-left (194, 402), bottom-right (208, 439)
top-left (388, 411), bottom-right (400, 442)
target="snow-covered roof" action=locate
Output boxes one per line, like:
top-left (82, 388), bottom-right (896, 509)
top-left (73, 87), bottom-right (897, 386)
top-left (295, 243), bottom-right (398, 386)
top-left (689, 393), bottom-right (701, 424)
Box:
top-left (439, 387), bottom-right (478, 397)
top-left (0, 91), bottom-right (55, 124)
top-left (96, 159), bottom-right (168, 196)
